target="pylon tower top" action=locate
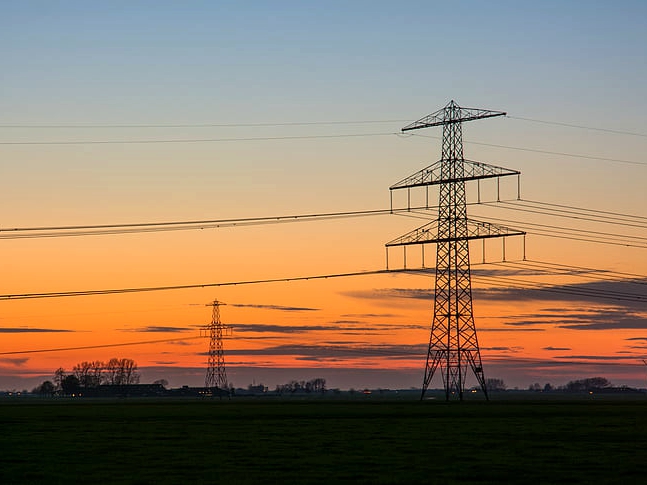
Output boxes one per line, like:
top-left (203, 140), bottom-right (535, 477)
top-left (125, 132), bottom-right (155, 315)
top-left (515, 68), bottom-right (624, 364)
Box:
top-left (402, 100), bottom-right (506, 131)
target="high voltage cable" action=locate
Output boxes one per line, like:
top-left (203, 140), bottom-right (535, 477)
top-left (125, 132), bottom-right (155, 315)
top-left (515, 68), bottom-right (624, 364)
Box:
top-left (475, 210), bottom-right (647, 241)
top-left (0, 269), bottom-right (405, 301)
top-left (411, 266), bottom-right (647, 303)
top-left (2, 128), bottom-right (645, 168)
top-left (2, 115), bottom-right (644, 138)
top-left (2, 259), bottom-right (645, 303)
top-left (400, 209), bottom-right (647, 249)
top-left (408, 133), bottom-right (647, 167)
top-left (1, 197), bottom-right (641, 240)
top-left (0, 260), bottom-right (522, 302)
top-left (483, 201), bottom-right (647, 231)
top-left (471, 214), bottom-right (647, 247)
top-left (473, 274), bottom-right (647, 303)
top-left (507, 115), bottom-right (647, 138)
top-left (0, 336), bottom-right (205, 356)
top-left (0, 132), bottom-right (401, 145)
top-left (499, 200), bottom-right (647, 228)
top-left (522, 259), bottom-right (647, 282)
top-left (0, 206), bottom-right (432, 239)
top-left (495, 260), bottom-right (647, 287)
top-left (0, 335), bottom-right (425, 357)
top-left (517, 199), bottom-right (647, 223)
top-left (0, 119), bottom-right (412, 129)
top-left (2, 259), bottom-right (645, 355)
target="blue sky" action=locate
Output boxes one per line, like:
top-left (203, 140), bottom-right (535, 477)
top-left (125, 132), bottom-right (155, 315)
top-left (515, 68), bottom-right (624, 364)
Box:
top-left (3, 1), bottom-right (647, 124)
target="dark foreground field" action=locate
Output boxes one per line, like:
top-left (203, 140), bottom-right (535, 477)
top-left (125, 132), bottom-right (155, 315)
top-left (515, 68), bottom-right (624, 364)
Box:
top-left (1, 397), bottom-right (645, 484)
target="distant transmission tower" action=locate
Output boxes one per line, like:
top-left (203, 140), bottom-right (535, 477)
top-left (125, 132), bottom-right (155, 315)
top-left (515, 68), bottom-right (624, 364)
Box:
top-left (204, 299), bottom-right (229, 393)
top-left (387, 100), bottom-right (524, 400)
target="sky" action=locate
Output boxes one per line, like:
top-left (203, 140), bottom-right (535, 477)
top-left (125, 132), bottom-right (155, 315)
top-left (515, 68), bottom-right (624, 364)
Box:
top-left (1, 1), bottom-right (647, 391)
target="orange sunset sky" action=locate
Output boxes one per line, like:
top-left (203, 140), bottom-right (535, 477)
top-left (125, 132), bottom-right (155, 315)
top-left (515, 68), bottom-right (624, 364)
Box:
top-left (1, 2), bottom-right (647, 390)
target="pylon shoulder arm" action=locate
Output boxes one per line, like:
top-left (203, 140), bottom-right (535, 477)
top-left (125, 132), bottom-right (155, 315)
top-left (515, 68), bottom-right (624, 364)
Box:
top-left (385, 219), bottom-right (525, 247)
top-left (390, 160), bottom-right (520, 191)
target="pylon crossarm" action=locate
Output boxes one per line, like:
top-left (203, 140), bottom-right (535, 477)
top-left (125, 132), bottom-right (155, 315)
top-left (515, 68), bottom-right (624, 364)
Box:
top-left (386, 219), bottom-right (525, 247)
top-left (402, 101), bottom-right (506, 132)
top-left (386, 221), bottom-right (437, 247)
top-left (390, 160), bottom-right (520, 191)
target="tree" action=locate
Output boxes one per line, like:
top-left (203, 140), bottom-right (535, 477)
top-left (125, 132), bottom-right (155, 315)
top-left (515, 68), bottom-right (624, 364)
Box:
top-left (33, 380), bottom-right (56, 396)
top-left (104, 358), bottom-right (140, 385)
top-left (565, 377), bottom-right (611, 392)
top-left (153, 379), bottom-right (168, 388)
top-left (61, 375), bottom-right (81, 395)
top-left (54, 367), bottom-right (66, 392)
top-left (73, 361), bottom-right (103, 388)
top-left (486, 378), bottom-right (507, 391)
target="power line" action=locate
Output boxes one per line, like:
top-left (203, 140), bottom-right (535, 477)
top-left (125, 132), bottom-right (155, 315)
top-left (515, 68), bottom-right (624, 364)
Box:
top-left (5, 196), bottom-right (630, 240)
top-left (498, 260), bottom-right (647, 287)
top-left (2, 115), bottom-right (644, 139)
top-left (3, 260), bottom-right (645, 355)
top-left (410, 263), bottom-right (647, 303)
top-left (499, 200), bottom-right (647, 228)
top-left (408, 133), bottom-right (647, 167)
top-left (473, 274), bottom-right (647, 303)
top-left (0, 269), bottom-right (405, 301)
top-left (3, 127), bottom-right (645, 169)
top-left (400, 208), bottom-right (647, 249)
top-left (517, 199), bottom-right (647, 223)
top-left (0, 206), bottom-right (428, 239)
top-left (0, 336), bottom-right (204, 356)
top-left (507, 115), bottom-right (647, 138)
top-left (0, 119), bottom-right (412, 129)
top-left (0, 132), bottom-right (401, 145)
top-left (522, 259), bottom-right (647, 282)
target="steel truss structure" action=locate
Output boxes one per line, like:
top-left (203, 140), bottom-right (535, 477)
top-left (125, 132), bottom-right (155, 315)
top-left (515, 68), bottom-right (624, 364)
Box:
top-left (204, 299), bottom-right (229, 392)
top-left (388, 100), bottom-right (524, 400)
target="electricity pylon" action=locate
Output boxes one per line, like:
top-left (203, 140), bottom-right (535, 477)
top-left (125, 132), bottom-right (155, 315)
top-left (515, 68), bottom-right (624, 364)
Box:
top-left (204, 299), bottom-right (229, 392)
top-left (387, 100), bottom-right (524, 401)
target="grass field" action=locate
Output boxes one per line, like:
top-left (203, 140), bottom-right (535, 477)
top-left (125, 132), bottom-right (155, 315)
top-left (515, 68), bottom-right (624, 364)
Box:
top-left (1, 396), bottom-right (645, 484)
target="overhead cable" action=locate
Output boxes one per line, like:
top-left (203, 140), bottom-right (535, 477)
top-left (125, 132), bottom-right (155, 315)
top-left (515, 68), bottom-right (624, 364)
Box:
top-left (0, 268), bottom-right (403, 301)
top-left (507, 115), bottom-right (647, 138)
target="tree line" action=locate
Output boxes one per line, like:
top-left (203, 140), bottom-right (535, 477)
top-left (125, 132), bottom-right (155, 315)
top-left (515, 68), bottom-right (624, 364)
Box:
top-left (33, 358), bottom-right (141, 396)
top-left (274, 378), bottom-right (327, 394)
top-left (491, 376), bottom-right (620, 393)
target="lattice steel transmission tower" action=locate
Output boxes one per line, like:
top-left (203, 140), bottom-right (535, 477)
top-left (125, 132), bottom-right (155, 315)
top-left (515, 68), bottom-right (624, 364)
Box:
top-left (387, 100), bottom-right (524, 401)
top-left (204, 299), bottom-right (229, 392)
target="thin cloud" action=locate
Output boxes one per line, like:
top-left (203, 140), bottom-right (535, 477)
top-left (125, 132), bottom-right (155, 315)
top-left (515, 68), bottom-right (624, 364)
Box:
top-left (475, 279), bottom-right (647, 311)
top-left (128, 326), bottom-right (192, 333)
top-left (482, 346), bottom-right (523, 353)
top-left (0, 327), bottom-right (74, 333)
top-left (233, 324), bottom-right (330, 334)
top-left (341, 313), bottom-right (400, 318)
top-left (218, 343), bottom-right (428, 360)
top-left (543, 346), bottom-right (572, 351)
top-left (342, 288), bottom-right (432, 301)
top-left (0, 357), bottom-right (29, 366)
top-left (553, 354), bottom-right (645, 361)
top-left (231, 322), bottom-right (423, 335)
top-left (230, 303), bottom-right (320, 312)
top-left (502, 307), bottom-right (647, 331)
